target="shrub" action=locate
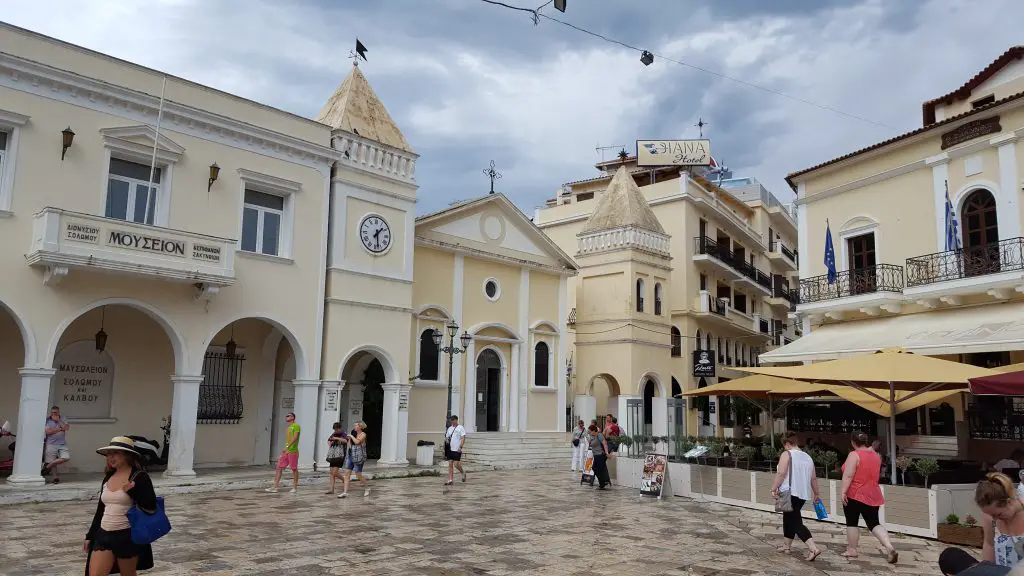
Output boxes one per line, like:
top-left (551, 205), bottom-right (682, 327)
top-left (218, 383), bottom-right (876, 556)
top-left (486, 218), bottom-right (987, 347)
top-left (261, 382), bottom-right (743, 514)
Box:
top-left (820, 451), bottom-right (840, 479)
top-left (945, 513), bottom-right (960, 525)
top-left (912, 457), bottom-right (940, 487)
top-left (964, 515), bottom-right (978, 528)
top-left (761, 444), bottom-right (780, 462)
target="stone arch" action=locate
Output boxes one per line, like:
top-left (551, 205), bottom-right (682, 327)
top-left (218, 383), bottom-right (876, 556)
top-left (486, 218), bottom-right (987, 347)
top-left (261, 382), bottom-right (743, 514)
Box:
top-left (199, 313), bottom-right (310, 380)
top-left (530, 320), bottom-right (559, 334)
top-left (0, 298), bottom-right (37, 366)
top-left (953, 180), bottom-right (1000, 214)
top-left (338, 344), bottom-right (400, 384)
top-left (467, 321), bottom-right (522, 341)
top-left (415, 304), bottom-right (452, 319)
top-left (839, 214), bottom-right (879, 233)
top-left (45, 297), bottom-right (188, 373)
top-left (585, 372), bottom-right (621, 396)
top-left (638, 371), bottom-right (666, 397)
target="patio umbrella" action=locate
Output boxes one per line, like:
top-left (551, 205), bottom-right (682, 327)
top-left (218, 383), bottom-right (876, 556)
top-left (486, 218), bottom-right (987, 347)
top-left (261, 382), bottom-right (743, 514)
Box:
top-left (740, 348), bottom-right (998, 483)
top-left (968, 369), bottom-right (1024, 396)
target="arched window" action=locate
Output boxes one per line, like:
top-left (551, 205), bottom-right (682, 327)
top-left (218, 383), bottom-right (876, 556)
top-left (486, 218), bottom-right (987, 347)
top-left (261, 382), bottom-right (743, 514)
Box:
top-left (705, 331), bottom-right (712, 352)
top-left (670, 326), bottom-right (682, 357)
top-left (671, 377), bottom-right (682, 398)
top-left (739, 343), bottom-right (747, 366)
top-left (534, 341), bottom-right (550, 387)
top-left (654, 283), bottom-right (663, 315)
top-left (962, 189), bottom-right (1000, 276)
top-left (695, 329), bottom-right (702, 351)
top-left (418, 329), bottom-right (440, 380)
top-left (717, 337), bottom-right (724, 363)
top-left (636, 278), bottom-right (645, 312)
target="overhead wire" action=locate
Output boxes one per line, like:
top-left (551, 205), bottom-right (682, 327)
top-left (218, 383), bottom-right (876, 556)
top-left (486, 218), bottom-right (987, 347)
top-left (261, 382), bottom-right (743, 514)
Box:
top-left (478, 0), bottom-right (897, 130)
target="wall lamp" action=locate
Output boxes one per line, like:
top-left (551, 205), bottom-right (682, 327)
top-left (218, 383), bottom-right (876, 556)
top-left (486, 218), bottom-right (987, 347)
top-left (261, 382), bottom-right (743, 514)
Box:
top-left (208, 162), bottom-right (220, 192)
top-left (61, 127), bottom-right (75, 161)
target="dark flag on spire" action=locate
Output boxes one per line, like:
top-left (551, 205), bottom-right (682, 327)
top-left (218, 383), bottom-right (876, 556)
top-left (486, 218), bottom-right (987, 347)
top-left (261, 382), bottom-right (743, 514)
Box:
top-left (355, 39), bottom-right (368, 61)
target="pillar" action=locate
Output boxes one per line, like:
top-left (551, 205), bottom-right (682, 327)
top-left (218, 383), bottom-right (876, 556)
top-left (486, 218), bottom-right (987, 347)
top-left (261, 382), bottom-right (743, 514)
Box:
top-left (316, 380), bottom-right (344, 467)
top-left (396, 384), bottom-right (411, 464)
top-left (6, 367), bottom-right (56, 486)
top-left (378, 383), bottom-right (406, 467)
top-left (165, 374), bottom-right (203, 478)
top-left (518, 267), bottom-right (530, 434)
top-left (574, 394), bottom-right (596, 428)
top-left (291, 379), bottom-right (320, 471)
top-left (556, 275), bottom-right (568, 432)
top-left (463, 339), bottom-right (476, 432)
top-left (652, 396), bottom-right (668, 438)
top-left (508, 344), bottom-right (519, 432)
top-left (617, 394), bottom-right (641, 437)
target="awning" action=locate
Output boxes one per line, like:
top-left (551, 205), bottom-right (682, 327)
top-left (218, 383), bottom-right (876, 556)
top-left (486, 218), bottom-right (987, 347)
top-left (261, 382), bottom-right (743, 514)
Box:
top-left (762, 302), bottom-right (1024, 363)
top-left (828, 388), bottom-right (967, 417)
top-left (969, 370), bottom-right (1024, 395)
top-left (681, 375), bottom-right (834, 398)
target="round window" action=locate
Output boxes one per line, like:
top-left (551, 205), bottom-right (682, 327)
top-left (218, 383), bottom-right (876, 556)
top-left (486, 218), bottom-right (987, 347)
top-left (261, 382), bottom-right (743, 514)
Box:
top-left (484, 278), bottom-right (500, 300)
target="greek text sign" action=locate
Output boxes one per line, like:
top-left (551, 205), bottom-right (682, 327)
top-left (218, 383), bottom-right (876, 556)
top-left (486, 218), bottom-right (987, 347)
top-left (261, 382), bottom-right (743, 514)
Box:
top-left (52, 340), bottom-right (115, 419)
top-left (325, 389), bottom-right (339, 412)
top-left (62, 218), bottom-right (223, 265)
top-left (637, 139), bottom-right (711, 167)
top-left (399, 392), bottom-right (410, 411)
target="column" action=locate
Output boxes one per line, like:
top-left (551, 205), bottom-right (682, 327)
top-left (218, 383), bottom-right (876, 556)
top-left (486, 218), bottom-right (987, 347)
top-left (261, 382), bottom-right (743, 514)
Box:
top-left (396, 384), bottom-right (411, 465)
top-left (165, 374), bottom-right (204, 478)
top-left (378, 382), bottom-right (403, 466)
top-left (463, 339), bottom-right (477, 431)
top-left (997, 138), bottom-right (1021, 240)
top-left (7, 367), bottom-right (56, 486)
top-left (617, 395), bottom-right (640, 437)
top-left (556, 275), bottom-right (568, 432)
top-left (451, 254), bottom-right (465, 420)
top-left (508, 344), bottom-right (519, 432)
top-left (574, 394), bottom-right (596, 427)
top-left (291, 379), bottom-right (320, 472)
top-left (316, 380), bottom-right (344, 468)
top-left (652, 396), bottom-right (668, 438)
top-left (518, 267), bottom-right (530, 434)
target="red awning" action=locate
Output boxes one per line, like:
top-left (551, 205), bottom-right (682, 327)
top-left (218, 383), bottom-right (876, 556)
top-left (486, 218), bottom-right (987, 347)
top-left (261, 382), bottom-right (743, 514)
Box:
top-left (969, 370), bottom-right (1024, 395)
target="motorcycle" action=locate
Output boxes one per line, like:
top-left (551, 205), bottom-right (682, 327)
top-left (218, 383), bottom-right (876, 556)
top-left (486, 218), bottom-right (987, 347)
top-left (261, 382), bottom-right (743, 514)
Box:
top-left (129, 416), bottom-right (171, 470)
top-left (0, 421), bottom-right (14, 473)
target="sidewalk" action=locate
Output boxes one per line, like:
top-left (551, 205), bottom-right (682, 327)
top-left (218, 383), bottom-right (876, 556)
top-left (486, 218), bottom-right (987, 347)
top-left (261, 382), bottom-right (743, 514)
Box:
top-left (0, 461), bottom-right (445, 506)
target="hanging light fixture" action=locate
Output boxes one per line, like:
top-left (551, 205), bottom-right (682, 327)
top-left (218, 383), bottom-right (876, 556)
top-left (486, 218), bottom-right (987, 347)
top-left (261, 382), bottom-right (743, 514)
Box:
top-left (94, 306), bottom-right (108, 352)
top-left (225, 322), bottom-right (237, 357)
top-left (207, 162), bottom-right (220, 192)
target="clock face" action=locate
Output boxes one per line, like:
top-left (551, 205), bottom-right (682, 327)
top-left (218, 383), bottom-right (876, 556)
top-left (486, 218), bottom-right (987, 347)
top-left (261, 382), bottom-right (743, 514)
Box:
top-left (359, 215), bottom-right (391, 254)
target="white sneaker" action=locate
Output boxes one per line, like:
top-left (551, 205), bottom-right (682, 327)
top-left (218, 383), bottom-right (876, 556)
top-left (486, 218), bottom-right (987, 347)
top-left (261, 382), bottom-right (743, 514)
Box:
top-left (265, 487), bottom-right (279, 493)
top-left (289, 487), bottom-right (297, 494)
top-left (337, 492), bottom-right (347, 499)
top-left (363, 488), bottom-right (370, 497)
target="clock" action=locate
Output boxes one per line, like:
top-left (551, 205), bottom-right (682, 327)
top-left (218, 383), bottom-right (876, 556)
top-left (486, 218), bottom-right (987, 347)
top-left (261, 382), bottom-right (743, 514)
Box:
top-left (358, 214), bottom-right (392, 255)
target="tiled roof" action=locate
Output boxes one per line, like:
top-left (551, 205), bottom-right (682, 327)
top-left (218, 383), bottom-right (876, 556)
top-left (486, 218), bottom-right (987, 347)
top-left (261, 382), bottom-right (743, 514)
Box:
top-left (922, 46), bottom-right (1024, 126)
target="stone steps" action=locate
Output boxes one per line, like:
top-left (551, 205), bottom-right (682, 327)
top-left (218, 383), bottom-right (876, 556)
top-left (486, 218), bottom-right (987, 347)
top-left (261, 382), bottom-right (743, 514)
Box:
top-left (459, 432), bottom-right (571, 470)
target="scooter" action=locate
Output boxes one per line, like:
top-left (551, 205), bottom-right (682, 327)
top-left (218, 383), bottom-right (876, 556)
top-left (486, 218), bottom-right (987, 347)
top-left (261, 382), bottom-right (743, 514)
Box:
top-left (129, 416), bottom-right (171, 470)
top-left (0, 421), bottom-right (15, 473)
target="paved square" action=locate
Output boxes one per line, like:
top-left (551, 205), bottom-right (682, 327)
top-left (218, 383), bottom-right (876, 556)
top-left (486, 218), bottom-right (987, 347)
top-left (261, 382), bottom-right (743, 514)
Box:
top-left (2, 468), bottom-right (957, 575)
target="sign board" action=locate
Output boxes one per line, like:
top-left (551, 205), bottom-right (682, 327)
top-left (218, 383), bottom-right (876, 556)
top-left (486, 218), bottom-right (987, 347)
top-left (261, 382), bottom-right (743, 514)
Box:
top-left (52, 340), bottom-right (115, 419)
top-left (282, 397), bottom-right (294, 410)
top-left (636, 139), bottom-right (711, 167)
top-left (399, 391), bottom-right (410, 411)
top-left (640, 453), bottom-right (669, 498)
top-left (580, 449), bottom-right (595, 485)
top-left (692, 349), bottom-right (716, 378)
top-left (709, 401), bottom-right (716, 414)
top-left (63, 218), bottom-right (223, 265)
top-left (350, 400), bottom-right (362, 416)
top-left (941, 116), bottom-right (1001, 150)
top-left (324, 389), bottom-right (339, 412)
top-left (683, 445), bottom-right (709, 459)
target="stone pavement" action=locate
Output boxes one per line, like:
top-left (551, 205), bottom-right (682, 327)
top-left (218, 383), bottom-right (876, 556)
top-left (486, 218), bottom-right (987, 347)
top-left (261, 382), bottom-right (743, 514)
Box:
top-left (2, 469), bottom-right (966, 575)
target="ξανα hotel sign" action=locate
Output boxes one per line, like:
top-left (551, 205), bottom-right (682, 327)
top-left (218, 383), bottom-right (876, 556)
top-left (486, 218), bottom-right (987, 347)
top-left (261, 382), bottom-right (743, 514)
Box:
top-left (636, 139), bottom-right (711, 167)
top-left (63, 220), bottom-right (223, 264)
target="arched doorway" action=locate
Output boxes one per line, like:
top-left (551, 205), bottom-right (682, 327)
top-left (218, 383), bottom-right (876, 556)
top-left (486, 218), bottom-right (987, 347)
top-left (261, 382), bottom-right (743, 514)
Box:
top-left (360, 359), bottom-right (386, 459)
top-left (339, 347), bottom-right (399, 463)
top-left (671, 377), bottom-right (682, 398)
top-left (476, 349), bottom-right (502, 432)
top-left (642, 378), bottom-right (656, 434)
top-left (961, 189), bottom-right (1000, 276)
top-left (586, 373), bottom-right (621, 430)
top-left (0, 302), bottom-right (28, 476)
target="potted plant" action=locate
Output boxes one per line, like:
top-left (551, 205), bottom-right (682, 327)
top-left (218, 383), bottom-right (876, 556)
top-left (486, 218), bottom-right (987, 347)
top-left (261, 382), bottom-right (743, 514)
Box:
top-left (895, 455), bottom-right (913, 486)
top-left (912, 457), bottom-right (940, 488)
top-left (761, 444), bottom-right (780, 471)
top-left (937, 513), bottom-right (984, 548)
top-left (415, 439), bottom-right (435, 467)
top-left (819, 451), bottom-right (839, 480)
top-left (735, 445), bottom-right (757, 470)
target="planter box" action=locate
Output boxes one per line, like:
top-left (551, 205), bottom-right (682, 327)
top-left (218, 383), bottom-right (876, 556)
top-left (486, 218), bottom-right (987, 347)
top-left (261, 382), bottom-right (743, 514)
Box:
top-left (415, 445), bottom-right (434, 467)
top-left (937, 524), bottom-right (983, 548)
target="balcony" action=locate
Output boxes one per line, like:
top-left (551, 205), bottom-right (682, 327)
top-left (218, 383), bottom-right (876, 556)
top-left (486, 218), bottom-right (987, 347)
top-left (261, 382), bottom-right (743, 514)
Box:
top-left (27, 207), bottom-right (236, 291)
top-left (695, 291), bottom-right (770, 338)
top-left (797, 263), bottom-right (904, 319)
top-left (904, 237), bottom-right (1024, 304)
top-left (766, 276), bottom-right (798, 312)
top-left (693, 236), bottom-right (772, 294)
top-left (767, 239), bottom-right (798, 271)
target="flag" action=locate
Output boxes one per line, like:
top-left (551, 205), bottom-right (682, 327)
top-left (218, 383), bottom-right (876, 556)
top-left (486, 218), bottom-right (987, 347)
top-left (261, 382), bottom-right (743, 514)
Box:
top-left (355, 39), bottom-right (368, 61)
top-left (708, 156), bottom-right (719, 169)
top-left (944, 180), bottom-right (961, 251)
top-left (824, 220), bottom-right (837, 284)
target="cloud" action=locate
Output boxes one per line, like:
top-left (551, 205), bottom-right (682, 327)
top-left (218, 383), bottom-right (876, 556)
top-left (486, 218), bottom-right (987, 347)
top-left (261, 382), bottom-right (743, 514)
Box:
top-left (2, 0), bottom-right (1023, 216)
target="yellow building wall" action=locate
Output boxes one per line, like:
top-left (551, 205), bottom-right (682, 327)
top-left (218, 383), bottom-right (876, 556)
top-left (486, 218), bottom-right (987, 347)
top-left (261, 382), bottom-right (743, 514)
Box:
top-left (461, 258), bottom-right (520, 332)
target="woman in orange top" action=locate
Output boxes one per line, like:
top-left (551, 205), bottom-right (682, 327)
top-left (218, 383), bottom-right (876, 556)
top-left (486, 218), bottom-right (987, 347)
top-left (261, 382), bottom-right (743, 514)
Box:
top-left (840, 432), bottom-right (898, 564)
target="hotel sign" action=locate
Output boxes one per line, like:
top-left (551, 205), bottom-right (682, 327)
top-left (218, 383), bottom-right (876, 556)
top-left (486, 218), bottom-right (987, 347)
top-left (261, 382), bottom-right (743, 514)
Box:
top-left (637, 139), bottom-right (711, 167)
top-left (62, 219), bottom-right (223, 265)
top-left (941, 116), bottom-right (1001, 150)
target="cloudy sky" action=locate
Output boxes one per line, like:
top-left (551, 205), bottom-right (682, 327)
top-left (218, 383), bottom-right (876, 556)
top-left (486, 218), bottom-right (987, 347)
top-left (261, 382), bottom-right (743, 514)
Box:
top-left (3, 0), bottom-right (1022, 215)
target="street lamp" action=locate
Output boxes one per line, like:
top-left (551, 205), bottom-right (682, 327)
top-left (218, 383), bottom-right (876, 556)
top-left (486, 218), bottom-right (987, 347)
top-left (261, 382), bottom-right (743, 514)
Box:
top-left (432, 322), bottom-right (472, 427)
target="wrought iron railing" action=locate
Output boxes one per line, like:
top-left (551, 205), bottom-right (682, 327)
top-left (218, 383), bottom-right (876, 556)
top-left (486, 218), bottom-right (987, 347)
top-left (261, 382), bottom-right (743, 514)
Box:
top-left (781, 244), bottom-right (797, 263)
top-left (799, 263), bottom-right (904, 303)
top-left (905, 237), bottom-right (1024, 287)
top-left (199, 352), bottom-right (245, 423)
top-left (967, 406), bottom-right (1024, 441)
top-left (694, 236), bottom-right (772, 290)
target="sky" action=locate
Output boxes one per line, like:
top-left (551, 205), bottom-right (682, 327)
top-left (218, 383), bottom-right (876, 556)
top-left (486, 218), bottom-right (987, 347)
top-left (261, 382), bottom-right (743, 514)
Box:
top-left (2, 0), bottom-right (1022, 216)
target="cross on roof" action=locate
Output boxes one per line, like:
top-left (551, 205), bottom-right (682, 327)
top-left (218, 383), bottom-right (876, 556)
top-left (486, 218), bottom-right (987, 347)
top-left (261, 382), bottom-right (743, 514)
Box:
top-left (483, 160), bottom-right (502, 194)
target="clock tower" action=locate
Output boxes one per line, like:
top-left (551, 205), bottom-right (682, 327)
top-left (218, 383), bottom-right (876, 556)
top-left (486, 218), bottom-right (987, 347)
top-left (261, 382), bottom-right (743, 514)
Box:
top-left (317, 62), bottom-right (419, 467)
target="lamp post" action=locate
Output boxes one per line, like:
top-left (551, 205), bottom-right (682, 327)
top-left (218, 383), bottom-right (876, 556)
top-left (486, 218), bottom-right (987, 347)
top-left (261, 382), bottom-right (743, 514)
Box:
top-left (432, 322), bottom-right (472, 427)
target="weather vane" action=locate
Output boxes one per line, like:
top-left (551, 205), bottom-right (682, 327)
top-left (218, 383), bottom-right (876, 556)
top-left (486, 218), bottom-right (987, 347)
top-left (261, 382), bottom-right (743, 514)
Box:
top-left (348, 39), bottom-right (368, 67)
top-left (695, 117), bottom-right (708, 138)
top-left (483, 160), bottom-right (502, 194)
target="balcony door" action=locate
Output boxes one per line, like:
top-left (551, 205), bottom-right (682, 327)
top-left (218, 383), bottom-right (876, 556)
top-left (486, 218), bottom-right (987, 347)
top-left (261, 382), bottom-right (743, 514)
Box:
top-left (961, 189), bottom-right (1000, 277)
top-left (847, 233), bottom-right (876, 295)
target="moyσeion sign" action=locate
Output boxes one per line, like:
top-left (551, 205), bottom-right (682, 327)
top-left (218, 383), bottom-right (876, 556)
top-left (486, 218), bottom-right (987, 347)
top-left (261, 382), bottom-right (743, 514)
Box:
top-left (53, 340), bottom-right (115, 419)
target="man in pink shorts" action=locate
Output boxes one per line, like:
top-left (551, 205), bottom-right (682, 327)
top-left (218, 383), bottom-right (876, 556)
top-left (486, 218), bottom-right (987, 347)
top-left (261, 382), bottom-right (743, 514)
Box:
top-left (266, 412), bottom-right (300, 493)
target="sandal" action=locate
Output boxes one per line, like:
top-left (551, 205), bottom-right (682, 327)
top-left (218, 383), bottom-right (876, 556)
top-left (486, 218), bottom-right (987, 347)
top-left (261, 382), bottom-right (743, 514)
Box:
top-left (776, 545), bottom-right (792, 554)
top-left (840, 551), bottom-right (858, 558)
top-left (806, 549), bottom-right (822, 562)
top-left (886, 548), bottom-right (898, 564)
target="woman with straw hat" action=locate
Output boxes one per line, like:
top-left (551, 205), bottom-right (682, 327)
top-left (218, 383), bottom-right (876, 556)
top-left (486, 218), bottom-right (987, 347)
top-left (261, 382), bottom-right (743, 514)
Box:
top-left (84, 436), bottom-right (157, 575)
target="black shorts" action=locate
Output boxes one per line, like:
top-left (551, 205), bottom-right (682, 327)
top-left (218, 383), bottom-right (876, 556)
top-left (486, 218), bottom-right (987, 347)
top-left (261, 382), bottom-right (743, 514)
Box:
top-left (446, 450), bottom-right (462, 462)
top-left (843, 497), bottom-right (881, 530)
top-left (327, 457), bottom-right (345, 468)
top-left (94, 528), bottom-right (141, 559)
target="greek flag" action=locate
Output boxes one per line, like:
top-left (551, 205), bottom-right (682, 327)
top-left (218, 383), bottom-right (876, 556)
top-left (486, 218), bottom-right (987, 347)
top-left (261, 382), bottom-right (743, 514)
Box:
top-left (824, 220), bottom-right (837, 284)
top-left (944, 181), bottom-right (961, 251)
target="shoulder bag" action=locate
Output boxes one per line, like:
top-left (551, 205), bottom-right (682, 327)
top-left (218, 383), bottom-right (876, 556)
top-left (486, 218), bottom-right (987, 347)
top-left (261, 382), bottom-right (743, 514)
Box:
top-left (350, 439), bottom-right (367, 464)
top-left (326, 438), bottom-right (345, 460)
top-left (774, 451), bottom-right (794, 513)
top-left (126, 471), bottom-right (172, 545)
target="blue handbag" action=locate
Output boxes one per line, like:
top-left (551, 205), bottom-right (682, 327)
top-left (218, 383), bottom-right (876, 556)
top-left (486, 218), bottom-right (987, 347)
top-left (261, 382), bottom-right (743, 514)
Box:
top-left (126, 473), bottom-right (171, 545)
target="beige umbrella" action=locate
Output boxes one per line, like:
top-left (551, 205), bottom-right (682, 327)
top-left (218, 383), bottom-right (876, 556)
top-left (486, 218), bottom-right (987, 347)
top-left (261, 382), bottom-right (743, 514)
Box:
top-left (740, 348), bottom-right (998, 483)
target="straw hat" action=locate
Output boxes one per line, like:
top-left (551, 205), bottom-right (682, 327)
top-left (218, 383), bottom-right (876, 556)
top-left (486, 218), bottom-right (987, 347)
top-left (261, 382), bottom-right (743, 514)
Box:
top-left (96, 436), bottom-right (140, 456)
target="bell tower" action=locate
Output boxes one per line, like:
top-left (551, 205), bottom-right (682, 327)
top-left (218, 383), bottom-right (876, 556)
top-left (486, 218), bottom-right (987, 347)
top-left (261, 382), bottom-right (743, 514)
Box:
top-left (572, 166), bottom-right (673, 440)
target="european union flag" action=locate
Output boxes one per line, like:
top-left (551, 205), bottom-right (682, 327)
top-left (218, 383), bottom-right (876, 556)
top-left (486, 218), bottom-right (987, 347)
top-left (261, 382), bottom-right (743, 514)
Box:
top-left (824, 220), bottom-right (837, 284)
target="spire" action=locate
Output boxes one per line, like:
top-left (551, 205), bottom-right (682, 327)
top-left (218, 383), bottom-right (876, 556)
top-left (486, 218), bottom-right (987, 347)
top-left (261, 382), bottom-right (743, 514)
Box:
top-left (317, 66), bottom-right (413, 153)
top-left (581, 166), bottom-right (665, 235)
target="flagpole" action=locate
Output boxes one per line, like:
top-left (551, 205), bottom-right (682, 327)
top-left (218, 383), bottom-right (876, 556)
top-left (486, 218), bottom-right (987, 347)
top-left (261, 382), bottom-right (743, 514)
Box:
top-left (146, 76), bottom-right (167, 212)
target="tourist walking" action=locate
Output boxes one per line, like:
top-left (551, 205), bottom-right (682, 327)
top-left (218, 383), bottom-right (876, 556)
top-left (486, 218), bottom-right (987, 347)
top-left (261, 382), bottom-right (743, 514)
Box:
top-left (43, 406), bottom-right (71, 484)
top-left (84, 436), bottom-right (157, 576)
top-left (840, 431), bottom-right (898, 563)
top-left (339, 421), bottom-right (369, 498)
top-left (444, 415), bottom-right (467, 485)
top-left (571, 420), bottom-right (587, 472)
top-left (266, 412), bottom-right (300, 493)
top-left (324, 422), bottom-right (347, 495)
top-left (770, 432), bottom-right (823, 562)
top-left (588, 424), bottom-right (611, 489)
top-left (976, 471), bottom-right (1024, 568)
